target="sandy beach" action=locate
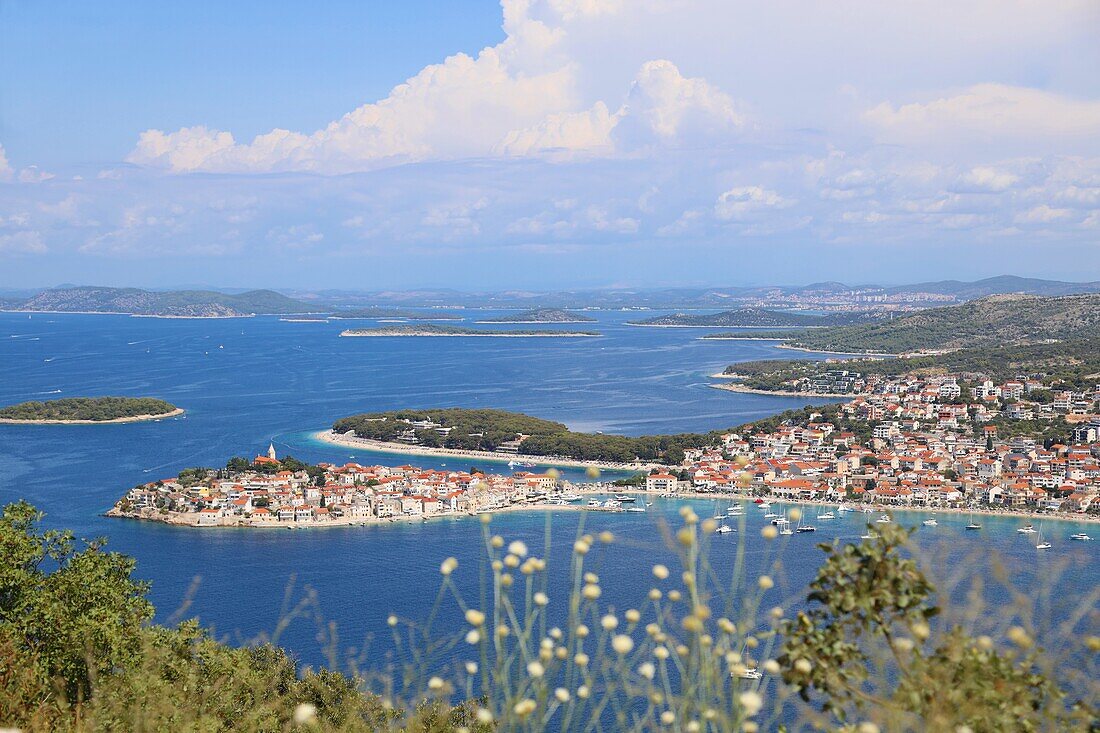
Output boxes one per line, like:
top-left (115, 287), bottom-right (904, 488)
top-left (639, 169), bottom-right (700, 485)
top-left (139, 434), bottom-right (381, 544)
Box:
top-left (0, 407), bottom-right (185, 425)
top-left (313, 430), bottom-right (657, 472)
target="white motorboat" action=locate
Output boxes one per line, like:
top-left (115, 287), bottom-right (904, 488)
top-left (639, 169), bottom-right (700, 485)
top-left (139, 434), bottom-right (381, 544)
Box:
top-left (715, 524), bottom-right (734, 534)
top-left (764, 512), bottom-right (780, 518)
top-left (1069, 533), bottom-right (1092, 541)
top-left (779, 527), bottom-right (794, 536)
top-left (614, 495), bottom-right (637, 503)
top-left (816, 512), bottom-right (835, 520)
top-left (559, 493), bottom-right (582, 502)
top-left (587, 499), bottom-right (602, 507)
top-left (736, 668), bottom-right (762, 680)
top-left (1017, 524), bottom-right (1036, 534)
top-left (626, 506), bottom-right (647, 513)
top-left (876, 514), bottom-right (892, 524)
top-left (922, 518), bottom-right (938, 526)
top-left (836, 505), bottom-right (853, 513)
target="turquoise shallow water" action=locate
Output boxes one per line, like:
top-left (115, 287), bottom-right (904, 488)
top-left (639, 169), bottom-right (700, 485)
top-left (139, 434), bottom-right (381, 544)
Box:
top-left (0, 311), bottom-right (1094, 672)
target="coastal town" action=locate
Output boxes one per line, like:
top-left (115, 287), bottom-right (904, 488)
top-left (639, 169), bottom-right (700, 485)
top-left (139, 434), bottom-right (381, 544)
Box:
top-left (110, 364), bottom-right (1100, 529)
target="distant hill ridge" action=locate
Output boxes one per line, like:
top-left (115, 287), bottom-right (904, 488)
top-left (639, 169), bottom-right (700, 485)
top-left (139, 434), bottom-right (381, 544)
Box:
top-left (13, 287), bottom-right (325, 317)
top-left (742, 293), bottom-right (1100, 354)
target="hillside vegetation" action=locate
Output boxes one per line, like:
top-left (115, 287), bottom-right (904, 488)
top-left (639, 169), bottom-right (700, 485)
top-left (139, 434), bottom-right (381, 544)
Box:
top-left (724, 338), bottom-right (1100, 392)
top-left (15, 287), bottom-right (325, 317)
top-left (333, 408), bottom-right (718, 463)
top-left (0, 397), bottom-right (178, 422)
top-left (715, 294), bottom-right (1100, 354)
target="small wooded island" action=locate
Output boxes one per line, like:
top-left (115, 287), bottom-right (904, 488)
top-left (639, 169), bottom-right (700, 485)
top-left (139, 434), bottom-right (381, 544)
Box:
top-left (339, 324), bottom-right (599, 337)
top-left (476, 308), bottom-right (597, 324)
top-left (0, 397), bottom-right (183, 424)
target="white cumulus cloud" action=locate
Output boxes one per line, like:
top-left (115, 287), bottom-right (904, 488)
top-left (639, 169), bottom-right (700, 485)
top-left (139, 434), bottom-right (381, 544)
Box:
top-left (863, 84), bottom-right (1100, 154)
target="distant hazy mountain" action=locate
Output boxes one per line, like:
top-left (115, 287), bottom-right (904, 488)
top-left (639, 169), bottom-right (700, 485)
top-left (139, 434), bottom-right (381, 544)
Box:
top-left (15, 287), bottom-right (325, 317)
top-left (883, 275), bottom-right (1100, 299)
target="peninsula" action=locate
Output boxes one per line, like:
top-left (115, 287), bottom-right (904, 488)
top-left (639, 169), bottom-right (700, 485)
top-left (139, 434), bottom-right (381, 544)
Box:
top-left (475, 308), bottom-right (597, 324)
top-left (627, 308), bottom-right (879, 328)
top-left (108, 448), bottom-right (586, 527)
top-left (331, 408), bottom-right (714, 464)
top-left (0, 397), bottom-right (182, 424)
top-left (339, 324), bottom-right (599, 337)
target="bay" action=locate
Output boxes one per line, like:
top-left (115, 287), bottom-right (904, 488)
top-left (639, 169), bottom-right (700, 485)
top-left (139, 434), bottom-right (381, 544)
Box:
top-left (0, 311), bottom-right (1093, 675)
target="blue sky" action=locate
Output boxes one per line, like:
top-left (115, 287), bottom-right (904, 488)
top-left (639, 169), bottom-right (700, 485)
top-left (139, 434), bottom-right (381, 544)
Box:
top-left (1, 0), bottom-right (1099, 290)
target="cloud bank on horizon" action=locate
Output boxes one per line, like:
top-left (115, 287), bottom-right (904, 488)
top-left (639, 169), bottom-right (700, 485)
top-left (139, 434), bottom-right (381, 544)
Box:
top-left (2, 0), bottom-right (1099, 287)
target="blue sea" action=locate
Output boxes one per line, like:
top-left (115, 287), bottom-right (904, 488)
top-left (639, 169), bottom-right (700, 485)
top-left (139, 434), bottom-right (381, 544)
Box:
top-left (0, 311), bottom-right (1095, 677)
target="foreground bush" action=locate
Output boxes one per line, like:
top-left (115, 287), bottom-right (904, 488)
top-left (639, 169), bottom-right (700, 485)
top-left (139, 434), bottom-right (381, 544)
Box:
top-left (0, 501), bottom-right (1095, 731)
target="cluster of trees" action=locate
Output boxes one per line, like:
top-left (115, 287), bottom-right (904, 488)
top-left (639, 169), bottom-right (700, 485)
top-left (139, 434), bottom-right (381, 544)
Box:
top-left (0, 397), bottom-right (177, 422)
top-left (0, 502), bottom-right (475, 731)
top-left (334, 409), bottom-right (721, 464)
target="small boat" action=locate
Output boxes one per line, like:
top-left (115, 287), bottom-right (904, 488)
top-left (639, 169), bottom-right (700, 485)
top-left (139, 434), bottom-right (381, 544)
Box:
top-left (1034, 522), bottom-right (1051, 549)
top-left (714, 514), bottom-right (728, 520)
top-left (772, 517), bottom-right (789, 526)
top-left (861, 507), bottom-right (874, 514)
top-left (626, 506), bottom-right (646, 513)
top-left (587, 499), bottom-right (601, 507)
top-left (757, 501), bottom-right (771, 509)
top-left (965, 522), bottom-right (981, 530)
top-left (603, 500), bottom-right (622, 509)
top-left (715, 524), bottom-right (734, 534)
top-left (816, 512), bottom-right (835, 520)
top-left (836, 505), bottom-right (853, 513)
top-left (860, 531), bottom-right (878, 540)
top-left (763, 511), bottom-right (779, 518)
top-left (558, 493), bottom-right (582, 502)
top-left (875, 514), bottom-right (892, 524)
top-left (796, 525), bottom-right (817, 533)
top-left (1017, 525), bottom-right (1036, 534)
top-left (1069, 533), bottom-right (1092, 541)
top-left (922, 518), bottom-right (938, 526)
top-left (736, 668), bottom-right (762, 680)
top-left (613, 495), bottom-right (636, 503)
top-left (779, 527), bottom-right (794, 536)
